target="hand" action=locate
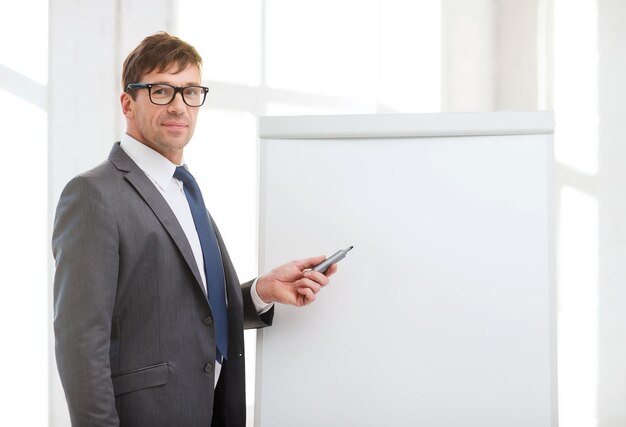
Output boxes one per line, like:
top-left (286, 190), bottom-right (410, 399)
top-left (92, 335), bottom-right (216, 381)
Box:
top-left (255, 255), bottom-right (338, 307)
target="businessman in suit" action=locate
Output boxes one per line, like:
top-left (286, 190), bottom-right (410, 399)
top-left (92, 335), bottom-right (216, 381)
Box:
top-left (52, 32), bottom-right (336, 426)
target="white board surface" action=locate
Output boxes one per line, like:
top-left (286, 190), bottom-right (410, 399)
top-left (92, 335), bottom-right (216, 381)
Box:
top-left (255, 113), bottom-right (556, 427)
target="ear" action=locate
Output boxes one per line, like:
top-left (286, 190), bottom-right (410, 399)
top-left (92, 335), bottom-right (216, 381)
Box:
top-left (120, 92), bottom-right (135, 119)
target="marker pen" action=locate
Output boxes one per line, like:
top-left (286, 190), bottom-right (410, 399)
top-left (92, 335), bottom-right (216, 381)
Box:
top-left (311, 246), bottom-right (353, 273)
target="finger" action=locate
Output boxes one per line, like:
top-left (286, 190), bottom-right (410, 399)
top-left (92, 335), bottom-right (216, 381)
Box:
top-left (295, 255), bottom-right (326, 271)
top-left (303, 270), bottom-right (330, 286)
top-left (297, 287), bottom-right (316, 304)
top-left (297, 277), bottom-right (324, 294)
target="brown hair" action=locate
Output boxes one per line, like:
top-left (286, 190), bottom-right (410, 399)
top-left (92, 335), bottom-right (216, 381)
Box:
top-left (122, 32), bottom-right (203, 98)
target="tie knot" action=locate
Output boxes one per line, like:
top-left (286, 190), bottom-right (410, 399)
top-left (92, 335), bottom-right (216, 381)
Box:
top-left (174, 166), bottom-right (195, 185)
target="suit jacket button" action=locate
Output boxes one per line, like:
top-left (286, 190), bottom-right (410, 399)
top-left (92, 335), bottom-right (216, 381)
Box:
top-left (203, 315), bottom-right (213, 325)
top-left (204, 363), bottom-right (213, 373)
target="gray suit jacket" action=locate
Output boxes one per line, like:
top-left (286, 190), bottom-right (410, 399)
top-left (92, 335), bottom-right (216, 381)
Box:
top-left (53, 143), bottom-right (273, 426)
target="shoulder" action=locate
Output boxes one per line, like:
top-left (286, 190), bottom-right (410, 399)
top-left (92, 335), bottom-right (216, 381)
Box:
top-left (52, 160), bottom-right (122, 251)
top-left (62, 142), bottom-right (137, 191)
top-left (55, 155), bottom-right (128, 219)
top-left (62, 147), bottom-right (133, 195)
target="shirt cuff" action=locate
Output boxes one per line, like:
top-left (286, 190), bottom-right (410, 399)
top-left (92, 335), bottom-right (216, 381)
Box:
top-left (251, 277), bottom-right (274, 315)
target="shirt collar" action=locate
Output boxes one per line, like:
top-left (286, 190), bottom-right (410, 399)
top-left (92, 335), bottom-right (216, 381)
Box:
top-left (120, 133), bottom-right (183, 191)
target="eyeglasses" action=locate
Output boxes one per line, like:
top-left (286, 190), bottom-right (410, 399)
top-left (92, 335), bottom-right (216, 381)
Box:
top-left (126, 83), bottom-right (209, 107)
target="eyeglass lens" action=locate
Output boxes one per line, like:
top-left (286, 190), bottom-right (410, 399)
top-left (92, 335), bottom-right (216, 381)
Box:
top-left (149, 84), bottom-right (206, 106)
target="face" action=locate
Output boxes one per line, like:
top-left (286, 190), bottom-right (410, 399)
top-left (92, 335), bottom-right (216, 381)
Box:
top-left (121, 63), bottom-right (202, 164)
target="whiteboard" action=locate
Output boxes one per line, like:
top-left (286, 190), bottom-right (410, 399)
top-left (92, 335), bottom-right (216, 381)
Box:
top-left (255, 113), bottom-right (556, 427)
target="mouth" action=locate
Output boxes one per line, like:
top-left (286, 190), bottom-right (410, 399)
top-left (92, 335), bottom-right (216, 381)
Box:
top-left (162, 122), bottom-right (188, 129)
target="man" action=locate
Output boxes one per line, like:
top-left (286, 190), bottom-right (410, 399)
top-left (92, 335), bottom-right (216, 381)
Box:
top-left (52, 32), bottom-right (336, 426)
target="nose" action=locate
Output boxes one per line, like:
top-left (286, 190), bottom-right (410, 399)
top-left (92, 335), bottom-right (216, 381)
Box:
top-left (167, 91), bottom-right (187, 114)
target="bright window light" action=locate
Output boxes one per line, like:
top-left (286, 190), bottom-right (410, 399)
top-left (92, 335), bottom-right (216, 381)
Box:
top-left (178, 0), bottom-right (263, 87)
top-left (265, 0), bottom-right (379, 100)
top-left (0, 91), bottom-right (47, 424)
top-left (0, 2), bottom-right (48, 84)
top-left (558, 186), bottom-right (598, 427)
top-left (0, 1), bottom-right (48, 424)
top-left (185, 109), bottom-right (259, 280)
top-left (378, 0), bottom-right (441, 112)
top-left (553, 1), bottom-right (600, 426)
top-left (553, 0), bottom-right (598, 175)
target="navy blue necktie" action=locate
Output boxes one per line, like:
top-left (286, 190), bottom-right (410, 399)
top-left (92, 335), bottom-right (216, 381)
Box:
top-left (174, 166), bottom-right (229, 363)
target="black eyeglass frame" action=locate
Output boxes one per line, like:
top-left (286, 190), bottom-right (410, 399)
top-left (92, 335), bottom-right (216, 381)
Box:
top-left (126, 83), bottom-right (210, 107)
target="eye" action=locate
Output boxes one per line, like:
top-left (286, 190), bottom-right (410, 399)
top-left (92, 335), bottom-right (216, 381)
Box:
top-left (152, 85), bottom-right (173, 97)
top-left (184, 87), bottom-right (201, 97)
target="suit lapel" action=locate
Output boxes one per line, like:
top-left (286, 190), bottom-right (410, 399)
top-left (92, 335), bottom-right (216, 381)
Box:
top-left (108, 143), bottom-right (208, 298)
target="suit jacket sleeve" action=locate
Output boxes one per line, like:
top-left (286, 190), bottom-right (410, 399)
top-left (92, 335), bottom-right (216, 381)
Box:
top-left (52, 175), bottom-right (120, 426)
top-left (240, 280), bottom-right (274, 329)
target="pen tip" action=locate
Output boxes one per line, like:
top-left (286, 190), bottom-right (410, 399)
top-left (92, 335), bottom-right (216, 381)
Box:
top-left (347, 246), bottom-right (354, 251)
